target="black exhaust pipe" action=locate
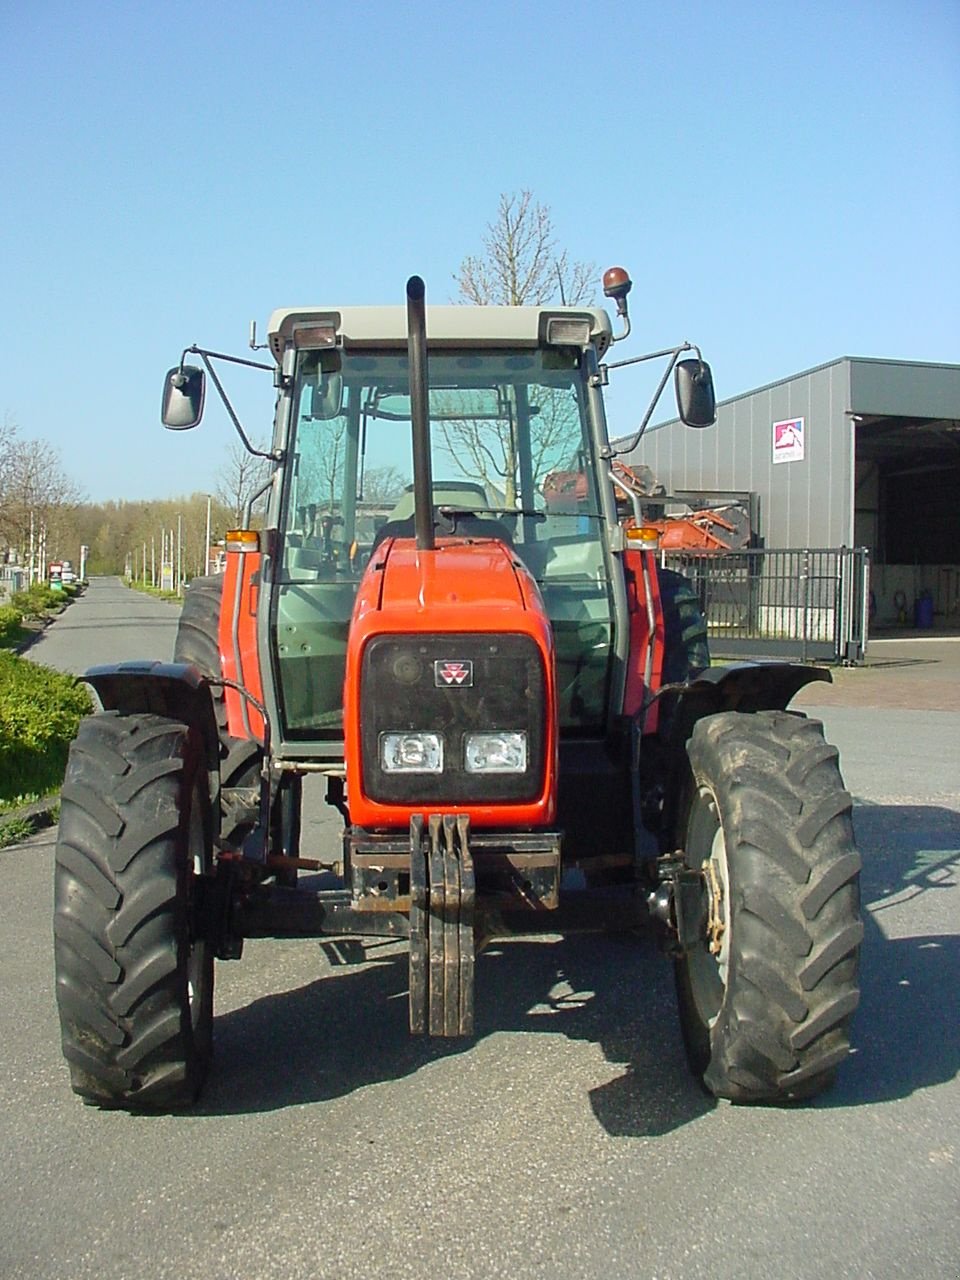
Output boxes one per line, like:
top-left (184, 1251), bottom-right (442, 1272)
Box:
top-left (406, 275), bottom-right (435, 552)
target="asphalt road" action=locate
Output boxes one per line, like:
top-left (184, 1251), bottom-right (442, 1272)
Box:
top-left (3, 577), bottom-right (958, 1279)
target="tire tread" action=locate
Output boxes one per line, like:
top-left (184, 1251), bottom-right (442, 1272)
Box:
top-left (678, 709), bottom-right (862, 1103)
top-left (54, 712), bottom-right (213, 1110)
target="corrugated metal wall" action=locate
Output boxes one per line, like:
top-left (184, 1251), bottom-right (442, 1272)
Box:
top-left (623, 358), bottom-right (855, 549)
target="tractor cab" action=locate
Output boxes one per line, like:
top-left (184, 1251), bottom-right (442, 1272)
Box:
top-left (268, 308), bottom-right (622, 751)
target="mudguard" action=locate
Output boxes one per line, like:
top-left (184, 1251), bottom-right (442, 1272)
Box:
top-left (82, 661), bottom-right (222, 773)
top-left (652, 660), bottom-right (833, 850)
top-left (675, 660), bottom-right (830, 713)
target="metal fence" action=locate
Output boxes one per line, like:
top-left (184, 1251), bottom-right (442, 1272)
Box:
top-left (0, 566), bottom-right (28, 602)
top-left (662, 546), bottom-right (870, 664)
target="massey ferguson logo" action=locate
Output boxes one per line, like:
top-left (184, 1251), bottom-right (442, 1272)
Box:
top-left (435, 660), bottom-right (473, 687)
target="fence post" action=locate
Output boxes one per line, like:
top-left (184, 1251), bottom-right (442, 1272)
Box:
top-left (800, 550), bottom-right (810, 664)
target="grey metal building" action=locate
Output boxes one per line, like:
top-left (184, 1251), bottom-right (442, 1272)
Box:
top-left (624, 357), bottom-right (960, 629)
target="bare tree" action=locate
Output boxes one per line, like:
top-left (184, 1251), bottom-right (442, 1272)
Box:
top-left (0, 425), bottom-right (84, 576)
top-left (216, 440), bottom-right (272, 526)
top-left (360, 464), bottom-right (407, 505)
top-left (443, 194), bottom-right (594, 503)
top-left (0, 413), bottom-right (18, 502)
top-left (455, 190), bottom-right (594, 307)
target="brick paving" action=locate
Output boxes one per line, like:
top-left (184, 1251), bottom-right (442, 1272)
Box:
top-left (793, 636), bottom-right (960, 712)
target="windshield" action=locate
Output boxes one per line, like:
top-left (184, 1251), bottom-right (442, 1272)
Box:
top-left (284, 348), bottom-right (600, 548)
top-left (273, 347), bottom-right (613, 738)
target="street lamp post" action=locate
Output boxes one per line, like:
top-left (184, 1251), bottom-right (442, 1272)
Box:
top-left (204, 495), bottom-right (211, 577)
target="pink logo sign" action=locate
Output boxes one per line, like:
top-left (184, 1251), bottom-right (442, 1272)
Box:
top-left (773, 416), bottom-right (805, 464)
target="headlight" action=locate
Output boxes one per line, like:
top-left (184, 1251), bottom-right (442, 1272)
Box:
top-left (464, 731), bottom-right (527, 774)
top-left (380, 732), bottom-right (443, 773)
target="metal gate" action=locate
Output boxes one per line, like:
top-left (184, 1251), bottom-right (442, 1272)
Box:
top-left (662, 546), bottom-right (870, 664)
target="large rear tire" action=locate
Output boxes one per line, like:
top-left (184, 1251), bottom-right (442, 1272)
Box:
top-left (174, 573), bottom-right (231, 743)
top-left (675, 710), bottom-right (862, 1103)
top-left (54, 712), bottom-right (214, 1109)
top-left (658, 567), bottom-right (709, 683)
top-left (175, 573), bottom-right (261, 827)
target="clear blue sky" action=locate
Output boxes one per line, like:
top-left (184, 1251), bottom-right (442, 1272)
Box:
top-left (2, 0), bottom-right (958, 503)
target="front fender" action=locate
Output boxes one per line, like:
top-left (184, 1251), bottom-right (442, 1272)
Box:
top-left (660, 661), bottom-right (831, 749)
top-left (677, 660), bottom-right (831, 714)
top-left (652, 661), bottom-right (832, 850)
top-left (82, 661), bottom-right (221, 774)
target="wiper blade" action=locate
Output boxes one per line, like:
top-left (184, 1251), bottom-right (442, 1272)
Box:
top-left (437, 504), bottom-right (546, 523)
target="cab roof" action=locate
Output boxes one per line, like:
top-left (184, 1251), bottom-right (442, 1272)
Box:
top-left (266, 304), bottom-right (614, 363)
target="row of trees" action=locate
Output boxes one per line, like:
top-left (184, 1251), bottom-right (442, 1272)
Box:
top-left (0, 415), bottom-right (84, 580)
top-left (74, 442), bottom-right (272, 581)
top-left (4, 192), bottom-right (591, 581)
top-left (1, 421), bottom-right (271, 584)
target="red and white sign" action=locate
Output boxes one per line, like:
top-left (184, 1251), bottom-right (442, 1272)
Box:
top-left (773, 416), bottom-right (805, 464)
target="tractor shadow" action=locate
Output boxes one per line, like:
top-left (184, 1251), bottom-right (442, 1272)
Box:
top-left (200, 924), bottom-right (711, 1136)
top-left (825, 801), bottom-right (960, 1108)
top-left (198, 801), bottom-right (960, 1132)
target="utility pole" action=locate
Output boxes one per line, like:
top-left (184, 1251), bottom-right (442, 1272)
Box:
top-left (204, 495), bottom-right (211, 576)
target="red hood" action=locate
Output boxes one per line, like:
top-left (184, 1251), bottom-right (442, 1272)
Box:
top-left (355, 535), bottom-right (544, 627)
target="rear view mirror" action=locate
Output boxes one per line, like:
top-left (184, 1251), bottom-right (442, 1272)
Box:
top-left (310, 372), bottom-right (344, 420)
top-left (675, 358), bottom-right (716, 429)
top-left (161, 365), bottom-right (206, 430)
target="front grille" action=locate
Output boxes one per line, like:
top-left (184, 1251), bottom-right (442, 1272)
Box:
top-left (360, 633), bottom-right (546, 805)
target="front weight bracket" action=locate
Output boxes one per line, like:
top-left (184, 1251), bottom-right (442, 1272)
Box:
top-left (408, 813), bottom-right (475, 1037)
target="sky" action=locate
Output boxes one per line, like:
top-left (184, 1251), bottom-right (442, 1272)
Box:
top-left (2, 0), bottom-right (958, 504)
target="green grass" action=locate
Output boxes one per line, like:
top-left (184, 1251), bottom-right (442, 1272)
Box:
top-left (125, 579), bottom-right (182, 603)
top-left (0, 652), bottom-right (92, 809)
top-left (0, 812), bottom-right (40, 847)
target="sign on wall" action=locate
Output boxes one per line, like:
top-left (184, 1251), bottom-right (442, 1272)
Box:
top-left (773, 416), bottom-right (805, 464)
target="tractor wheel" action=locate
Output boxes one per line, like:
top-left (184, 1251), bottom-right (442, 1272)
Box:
top-left (658, 567), bottom-right (709, 683)
top-left (174, 574), bottom-right (295, 873)
top-left (175, 571), bottom-right (261, 787)
top-left (675, 710), bottom-right (862, 1103)
top-left (174, 573), bottom-right (230, 742)
top-left (54, 712), bottom-right (214, 1109)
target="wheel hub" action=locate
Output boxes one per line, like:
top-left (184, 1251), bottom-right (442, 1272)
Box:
top-left (702, 856), bottom-right (726, 956)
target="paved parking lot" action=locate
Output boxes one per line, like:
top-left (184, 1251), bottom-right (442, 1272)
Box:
top-left (795, 635), bottom-right (960, 712)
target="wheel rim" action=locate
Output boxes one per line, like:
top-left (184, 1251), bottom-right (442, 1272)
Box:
top-left (684, 784), bottom-right (730, 1028)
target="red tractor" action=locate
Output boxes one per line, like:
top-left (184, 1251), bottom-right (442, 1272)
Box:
top-left (53, 272), bottom-right (861, 1110)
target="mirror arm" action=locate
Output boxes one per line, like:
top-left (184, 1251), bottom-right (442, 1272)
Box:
top-left (601, 342), bottom-right (699, 459)
top-left (189, 346), bottom-right (281, 460)
top-left (608, 470), bottom-right (643, 524)
top-left (602, 341), bottom-right (697, 375)
top-left (242, 473), bottom-right (275, 530)
top-left (184, 345), bottom-right (274, 374)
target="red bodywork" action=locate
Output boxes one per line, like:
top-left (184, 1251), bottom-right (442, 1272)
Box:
top-left (343, 535), bottom-right (558, 830)
top-left (218, 538), bottom-right (665, 782)
top-left (622, 547), bottom-right (665, 735)
top-left (220, 549), bottom-right (265, 743)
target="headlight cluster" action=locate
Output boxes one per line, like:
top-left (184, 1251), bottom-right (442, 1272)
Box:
top-left (380, 732), bottom-right (443, 774)
top-left (381, 730), bottom-right (527, 775)
top-left (361, 633), bottom-right (545, 805)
